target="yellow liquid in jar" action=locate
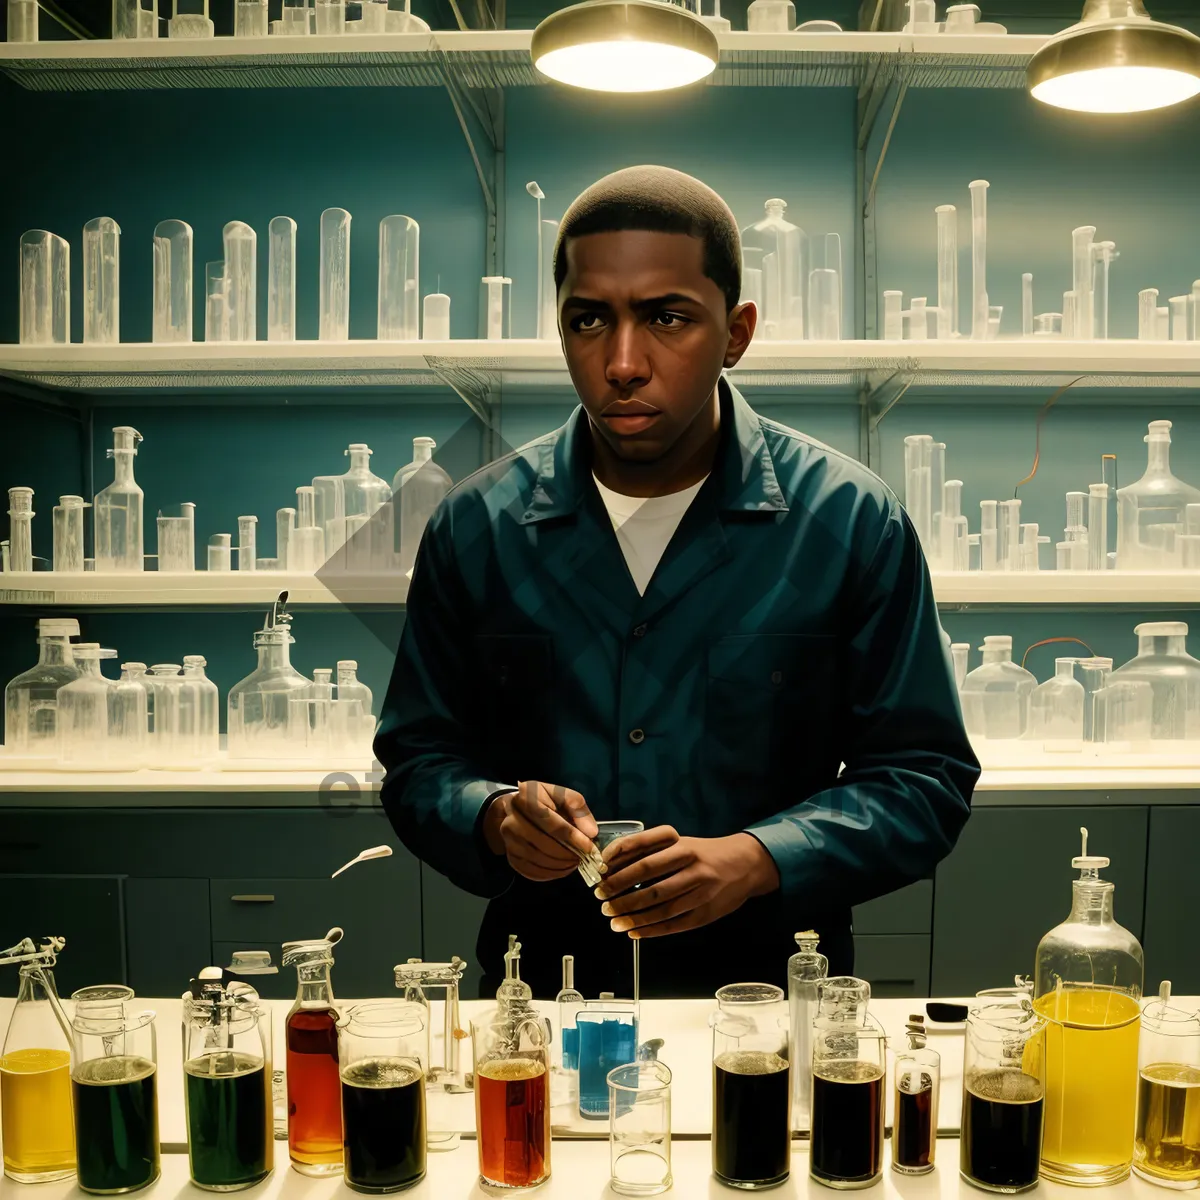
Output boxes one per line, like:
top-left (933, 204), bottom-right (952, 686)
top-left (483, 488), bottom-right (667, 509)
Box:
top-left (1135, 1063), bottom-right (1200, 1185)
top-left (1, 1047), bottom-right (76, 1182)
top-left (1035, 988), bottom-right (1141, 1185)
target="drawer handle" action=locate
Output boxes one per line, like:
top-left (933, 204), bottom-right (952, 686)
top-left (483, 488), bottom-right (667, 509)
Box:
top-left (231, 894), bottom-right (275, 903)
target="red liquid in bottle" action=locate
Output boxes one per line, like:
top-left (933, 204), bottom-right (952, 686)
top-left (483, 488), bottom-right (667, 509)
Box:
top-left (286, 1009), bottom-right (342, 1174)
top-left (475, 1060), bottom-right (548, 1188)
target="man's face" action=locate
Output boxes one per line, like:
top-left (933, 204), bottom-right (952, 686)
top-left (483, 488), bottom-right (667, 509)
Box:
top-left (558, 230), bottom-right (754, 464)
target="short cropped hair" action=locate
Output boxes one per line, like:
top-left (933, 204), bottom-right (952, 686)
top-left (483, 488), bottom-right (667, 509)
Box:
top-left (553, 166), bottom-right (742, 312)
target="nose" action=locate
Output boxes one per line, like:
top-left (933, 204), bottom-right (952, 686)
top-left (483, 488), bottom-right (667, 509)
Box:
top-left (605, 318), bottom-right (652, 393)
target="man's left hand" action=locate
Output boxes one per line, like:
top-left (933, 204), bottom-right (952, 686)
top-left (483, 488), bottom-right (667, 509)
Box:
top-left (593, 832), bottom-right (781, 938)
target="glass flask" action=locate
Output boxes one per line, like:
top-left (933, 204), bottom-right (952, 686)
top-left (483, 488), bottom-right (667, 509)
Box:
top-left (1028, 658), bottom-right (1085, 752)
top-left (1034, 827), bottom-right (1144, 1185)
top-left (1, 937), bottom-right (75, 1184)
top-left (810, 976), bottom-right (886, 1190)
top-left (182, 655), bottom-right (220, 763)
top-left (337, 1001), bottom-right (427, 1193)
top-left (1109, 622), bottom-right (1200, 742)
top-left (1118, 421), bottom-right (1200, 569)
top-left (893, 1015), bottom-right (939, 1176)
top-left (471, 1006), bottom-right (552, 1190)
top-left (392, 437), bottom-right (452, 579)
top-left (960, 635), bottom-right (1037, 740)
top-left (57, 645), bottom-right (118, 768)
top-left (109, 663), bottom-right (150, 768)
top-left (960, 998), bottom-right (1047, 1194)
top-left (283, 927), bottom-right (344, 1177)
top-left (788, 929), bottom-right (828, 1132)
top-left (711, 982), bottom-right (791, 1191)
top-left (1134, 981), bottom-right (1200, 1189)
top-left (71, 1006), bottom-right (160, 1194)
top-left (740, 200), bottom-right (806, 340)
top-left (578, 1000), bottom-right (638, 1120)
top-left (227, 594), bottom-right (311, 759)
top-left (4, 618), bottom-right (80, 758)
top-left (313, 444), bottom-right (392, 567)
top-left (183, 969), bottom-right (273, 1191)
top-left (93, 426), bottom-right (144, 573)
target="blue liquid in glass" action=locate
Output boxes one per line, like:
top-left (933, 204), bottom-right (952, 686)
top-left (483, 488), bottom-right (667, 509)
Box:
top-left (577, 1017), bottom-right (637, 1119)
top-left (562, 1026), bottom-right (578, 1071)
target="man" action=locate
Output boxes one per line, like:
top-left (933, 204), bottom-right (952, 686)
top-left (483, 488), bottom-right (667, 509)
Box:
top-left (375, 165), bottom-right (978, 999)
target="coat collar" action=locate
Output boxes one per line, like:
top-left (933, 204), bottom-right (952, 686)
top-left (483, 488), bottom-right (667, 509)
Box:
top-left (518, 377), bottom-right (790, 525)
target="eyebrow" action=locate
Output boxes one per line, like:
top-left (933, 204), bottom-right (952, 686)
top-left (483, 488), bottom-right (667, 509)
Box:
top-left (561, 292), bottom-right (704, 312)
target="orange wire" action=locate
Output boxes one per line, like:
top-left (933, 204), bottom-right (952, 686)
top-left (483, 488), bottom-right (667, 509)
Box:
top-left (1013, 377), bottom-right (1086, 499)
top-left (1021, 637), bottom-right (1095, 671)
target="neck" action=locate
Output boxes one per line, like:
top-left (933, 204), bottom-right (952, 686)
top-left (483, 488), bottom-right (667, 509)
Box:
top-left (589, 387), bottom-right (721, 498)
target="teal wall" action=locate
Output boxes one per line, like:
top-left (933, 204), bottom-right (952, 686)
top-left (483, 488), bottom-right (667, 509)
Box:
top-left (4, 7), bottom-right (1200, 729)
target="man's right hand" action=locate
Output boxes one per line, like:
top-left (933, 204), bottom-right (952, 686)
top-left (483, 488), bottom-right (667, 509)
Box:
top-left (482, 780), bottom-right (600, 881)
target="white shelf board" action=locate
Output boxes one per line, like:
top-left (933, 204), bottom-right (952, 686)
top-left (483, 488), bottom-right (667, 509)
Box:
top-left (5, 338), bottom-right (1200, 396)
top-left (0, 570), bottom-right (407, 607)
top-left (931, 571), bottom-right (1200, 606)
top-left (0, 29), bottom-right (1047, 92)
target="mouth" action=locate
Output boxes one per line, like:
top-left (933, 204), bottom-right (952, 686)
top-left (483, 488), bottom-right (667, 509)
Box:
top-left (600, 403), bottom-right (662, 436)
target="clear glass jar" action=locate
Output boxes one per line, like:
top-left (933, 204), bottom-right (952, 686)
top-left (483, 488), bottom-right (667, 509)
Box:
top-left (712, 982), bottom-right (791, 1190)
top-left (183, 971), bottom-right (273, 1191)
top-left (1118, 421), bottom-right (1200, 569)
top-left (960, 635), bottom-right (1037, 740)
top-left (57, 646), bottom-right (118, 768)
top-left (1, 945), bottom-right (74, 1184)
top-left (1028, 658), bottom-right (1085, 752)
top-left (3, 618), bottom-right (80, 758)
top-left (1034, 827), bottom-right (1143, 1185)
top-left (810, 976), bottom-right (886, 1190)
top-left (1109, 622), bottom-right (1200, 742)
top-left (1134, 982), bottom-right (1200, 1189)
top-left (740, 199), bottom-right (806, 339)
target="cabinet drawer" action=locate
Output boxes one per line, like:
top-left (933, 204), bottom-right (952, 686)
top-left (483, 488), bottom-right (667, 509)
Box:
top-left (853, 935), bottom-right (930, 998)
top-left (852, 880), bottom-right (933, 935)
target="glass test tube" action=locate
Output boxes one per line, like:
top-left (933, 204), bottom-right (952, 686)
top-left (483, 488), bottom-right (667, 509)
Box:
top-left (153, 220), bottom-right (193, 343)
top-left (422, 293), bottom-right (450, 341)
top-left (936, 205), bottom-right (958, 338)
top-left (1094, 243), bottom-right (1116, 339)
top-left (53, 496), bottom-right (88, 572)
top-left (1088, 484), bottom-right (1109, 572)
top-left (1063, 292), bottom-right (1077, 339)
top-left (1139, 289), bottom-right (1160, 340)
top-left (237, 516), bottom-right (257, 571)
top-left (223, 221), bottom-right (257, 343)
top-left (908, 297), bottom-right (928, 341)
top-left (1171, 296), bottom-right (1190, 341)
top-left (205, 262), bottom-right (228, 343)
top-left (969, 180), bottom-right (989, 340)
top-left (808, 269), bottom-right (841, 340)
top-left (83, 217), bottom-right (120, 346)
top-left (1022, 273), bottom-right (1033, 338)
top-left (19, 231), bottom-right (70, 345)
top-left (479, 277), bottom-right (512, 341)
top-left (539, 219), bottom-right (559, 340)
top-left (378, 215), bottom-right (420, 341)
top-left (979, 500), bottom-right (998, 571)
top-left (7, 488), bottom-right (34, 573)
top-left (267, 216), bottom-right (297, 343)
top-left (882, 291), bottom-right (903, 341)
top-left (1072, 226), bottom-right (1096, 342)
top-left (319, 208), bottom-right (352, 341)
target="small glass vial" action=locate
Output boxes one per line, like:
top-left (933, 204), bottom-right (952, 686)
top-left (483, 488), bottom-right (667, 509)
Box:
top-left (893, 1015), bottom-right (940, 1175)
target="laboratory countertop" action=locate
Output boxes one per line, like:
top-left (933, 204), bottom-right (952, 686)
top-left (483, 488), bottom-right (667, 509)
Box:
top-left (0, 997), bottom-right (980, 1149)
top-left (0, 1134), bottom-right (1176, 1200)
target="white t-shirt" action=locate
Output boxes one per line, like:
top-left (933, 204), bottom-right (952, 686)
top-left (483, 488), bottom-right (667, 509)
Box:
top-left (592, 472), bottom-right (708, 596)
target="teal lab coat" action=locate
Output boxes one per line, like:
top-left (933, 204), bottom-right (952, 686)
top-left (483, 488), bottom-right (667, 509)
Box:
top-left (375, 381), bottom-right (978, 996)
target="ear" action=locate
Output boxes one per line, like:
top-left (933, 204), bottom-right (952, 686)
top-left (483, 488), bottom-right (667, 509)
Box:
top-left (723, 301), bottom-right (757, 368)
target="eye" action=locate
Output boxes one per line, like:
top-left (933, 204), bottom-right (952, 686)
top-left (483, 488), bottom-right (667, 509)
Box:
top-left (651, 311), bottom-right (690, 328)
top-left (569, 312), bottom-right (605, 332)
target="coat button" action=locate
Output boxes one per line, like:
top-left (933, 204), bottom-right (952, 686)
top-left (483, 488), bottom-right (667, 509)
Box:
top-left (628, 728), bottom-right (646, 745)
top-left (771, 670), bottom-right (783, 685)
top-left (632, 623), bottom-right (648, 638)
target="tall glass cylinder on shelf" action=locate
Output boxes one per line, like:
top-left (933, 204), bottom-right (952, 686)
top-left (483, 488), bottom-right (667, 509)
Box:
top-left (183, 970), bottom-right (273, 1191)
top-left (377, 215), bottom-right (419, 341)
top-left (267, 217), bottom-right (297, 343)
top-left (19, 230), bottom-right (69, 345)
top-left (319, 208), bottom-right (351, 341)
top-left (233, 0), bottom-right (268, 36)
top-left (223, 221), bottom-right (257, 344)
top-left (283, 929), bottom-right (344, 1178)
top-left (71, 1008), bottom-right (160, 1194)
top-left (94, 426), bottom-right (144, 573)
top-left (7, 488), bottom-right (34, 573)
top-left (1034, 827), bottom-right (1143, 1186)
top-left (53, 496), bottom-right (88, 573)
top-left (4, 619), bottom-right (81, 758)
top-left (83, 217), bottom-right (120, 346)
top-left (152, 220), bottom-right (193, 343)
top-left (1, 937), bottom-right (75, 1184)
top-left (712, 982), bottom-right (790, 1191)
top-left (787, 930), bottom-right (827, 1132)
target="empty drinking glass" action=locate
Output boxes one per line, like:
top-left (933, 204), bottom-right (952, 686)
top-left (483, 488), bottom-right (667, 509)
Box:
top-left (608, 1059), bottom-right (672, 1196)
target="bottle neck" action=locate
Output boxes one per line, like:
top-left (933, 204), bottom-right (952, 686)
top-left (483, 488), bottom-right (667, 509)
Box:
top-left (38, 637), bottom-right (74, 667)
top-left (257, 639), bottom-right (292, 671)
top-left (1147, 438), bottom-right (1171, 474)
top-left (294, 963), bottom-right (334, 1005)
top-left (1055, 660), bottom-right (1077, 680)
top-left (1139, 635), bottom-right (1186, 658)
top-left (112, 451), bottom-right (136, 484)
top-left (413, 445), bottom-right (432, 465)
top-left (348, 451), bottom-right (371, 473)
top-left (1071, 880), bottom-right (1115, 923)
top-left (16, 964), bottom-right (60, 1005)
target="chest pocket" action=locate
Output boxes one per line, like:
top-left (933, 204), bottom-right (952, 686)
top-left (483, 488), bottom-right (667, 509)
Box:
top-left (473, 634), bottom-right (555, 782)
top-left (704, 633), bottom-right (837, 789)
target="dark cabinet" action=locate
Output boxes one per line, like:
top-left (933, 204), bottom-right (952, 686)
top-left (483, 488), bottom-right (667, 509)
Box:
top-left (1144, 807), bottom-right (1200, 993)
top-left (125, 877), bottom-right (211, 997)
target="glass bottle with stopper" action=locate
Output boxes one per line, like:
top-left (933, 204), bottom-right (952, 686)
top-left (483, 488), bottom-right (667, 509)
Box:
top-left (557, 954), bottom-right (584, 1076)
top-left (1133, 980), bottom-right (1200, 1188)
top-left (893, 1014), bottom-right (939, 1175)
top-left (4, 618), bottom-right (80, 760)
top-left (1034, 826), bottom-right (1143, 1186)
top-left (282, 927), bottom-right (344, 1177)
top-left (1, 936), bottom-right (74, 1184)
top-left (182, 967), bottom-right (273, 1191)
top-left (788, 929), bottom-right (827, 1132)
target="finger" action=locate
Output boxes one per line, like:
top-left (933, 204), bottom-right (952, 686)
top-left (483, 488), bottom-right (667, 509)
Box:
top-left (509, 853), bottom-right (578, 883)
top-left (512, 783), bottom-right (597, 859)
top-left (537, 781), bottom-right (599, 840)
top-left (607, 876), bottom-right (711, 932)
top-left (595, 842), bottom-right (695, 900)
top-left (628, 907), bottom-right (716, 939)
top-left (601, 825), bottom-right (679, 867)
top-left (503, 821), bottom-right (581, 869)
top-left (601, 868), bottom-right (703, 919)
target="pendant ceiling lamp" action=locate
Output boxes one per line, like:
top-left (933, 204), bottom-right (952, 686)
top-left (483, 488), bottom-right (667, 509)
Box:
top-left (1027, 0), bottom-right (1200, 114)
top-left (531, 0), bottom-right (719, 93)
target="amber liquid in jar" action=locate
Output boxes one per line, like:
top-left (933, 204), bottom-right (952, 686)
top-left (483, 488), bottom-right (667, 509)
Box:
top-left (286, 1009), bottom-right (343, 1175)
